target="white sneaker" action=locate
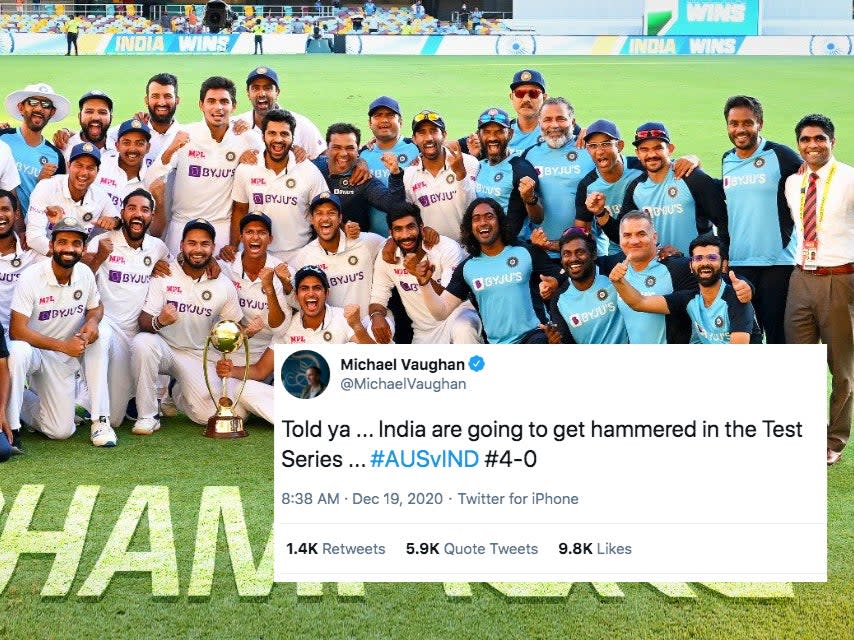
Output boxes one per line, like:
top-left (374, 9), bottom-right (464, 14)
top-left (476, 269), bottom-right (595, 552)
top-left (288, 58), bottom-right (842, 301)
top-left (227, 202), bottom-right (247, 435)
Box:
top-left (159, 396), bottom-right (178, 417)
top-left (132, 417), bottom-right (160, 435)
top-left (91, 418), bottom-right (117, 447)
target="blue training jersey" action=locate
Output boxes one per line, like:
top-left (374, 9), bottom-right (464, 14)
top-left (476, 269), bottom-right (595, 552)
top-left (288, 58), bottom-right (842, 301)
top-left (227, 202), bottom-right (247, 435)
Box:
top-left (508, 120), bottom-right (541, 156)
top-left (360, 137), bottom-right (419, 236)
top-left (551, 271), bottom-right (629, 344)
top-left (664, 282), bottom-right (762, 344)
top-left (0, 128), bottom-right (65, 215)
top-left (475, 155), bottom-right (540, 241)
top-left (721, 138), bottom-right (802, 267)
top-left (576, 160), bottom-right (643, 256)
top-left (522, 139), bottom-right (595, 257)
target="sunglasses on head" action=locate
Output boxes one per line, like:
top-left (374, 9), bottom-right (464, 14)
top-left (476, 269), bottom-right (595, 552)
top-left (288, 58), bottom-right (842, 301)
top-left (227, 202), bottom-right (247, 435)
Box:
top-left (513, 88), bottom-right (542, 100)
top-left (413, 111), bottom-right (442, 123)
top-left (478, 111), bottom-right (510, 126)
top-left (25, 97), bottom-right (54, 110)
top-left (690, 253), bottom-right (721, 263)
top-left (635, 129), bottom-right (668, 141)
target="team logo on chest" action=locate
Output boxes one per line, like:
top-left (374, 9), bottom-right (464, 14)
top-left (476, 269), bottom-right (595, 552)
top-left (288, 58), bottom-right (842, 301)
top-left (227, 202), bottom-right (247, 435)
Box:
top-left (73, 289), bottom-right (82, 300)
top-left (348, 255), bottom-right (359, 265)
top-left (323, 331), bottom-right (332, 342)
top-left (597, 288), bottom-right (608, 300)
top-left (341, 179), bottom-right (349, 187)
top-left (754, 157), bottom-right (765, 168)
top-left (667, 186), bottom-right (678, 198)
top-left (286, 178), bottom-right (296, 189)
top-left (507, 256), bottom-right (518, 268)
top-left (39, 155), bottom-right (49, 165)
top-left (566, 151), bottom-right (577, 162)
top-left (494, 172), bottom-right (504, 182)
top-left (144, 256), bottom-right (152, 267)
top-left (201, 290), bottom-right (212, 301)
top-left (82, 212), bottom-right (93, 222)
top-left (398, 154), bottom-right (408, 163)
top-left (714, 316), bottom-right (724, 328)
top-left (645, 275), bottom-right (656, 288)
top-left (446, 174), bottom-right (455, 184)
top-left (11, 257), bottom-right (21, 267)
top-left (226, 151), bottom-right (236, 162)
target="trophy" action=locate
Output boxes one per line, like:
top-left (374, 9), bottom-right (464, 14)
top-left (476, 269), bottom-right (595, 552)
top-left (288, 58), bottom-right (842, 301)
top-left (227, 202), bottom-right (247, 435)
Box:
top-left (202, 320), bottom-right (250, 438)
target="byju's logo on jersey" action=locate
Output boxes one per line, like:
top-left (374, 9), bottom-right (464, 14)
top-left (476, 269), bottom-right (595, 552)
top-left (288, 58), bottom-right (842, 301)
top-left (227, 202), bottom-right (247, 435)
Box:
top-left (645, 275), bottom-right (656, 288)
top-left (471, 272), bottom-right (523, 291)
top-left (189, 165), bottom-right (202, 177)
top-left (252, 193), bottom-right (264, 205)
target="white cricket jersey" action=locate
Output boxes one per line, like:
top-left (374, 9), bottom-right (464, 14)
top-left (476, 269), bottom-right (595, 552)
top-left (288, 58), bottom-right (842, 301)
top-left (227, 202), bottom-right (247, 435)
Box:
top-left (292, 230), bottom-right (384, 316)
top-left (0, 236), bottom-right (46, 334)
top-left (145, 121), bottom-right (263, 226)
top-left (95, 155), bottom-right (145, 210)
top-left (219, 252), bottom-right (291, 360)
top-left (11, 259), bottom-right (101, 341)
top-left (231, 152), bottom-right (328, 259)
top-left (25, 174), bottom-right (117, 256)
top-left (64, 133), bottom-right (118, 164)
top-left (403, 153), bottom-right (479, 242)
top-left (108, 120), bottom-right (181, 169)
top-left (370, 235), bottom-right (469, 334)
top-left (0, 139), bottom-right (21, 191)
top-left (236, 109), bottom-right (327, 160)
top-left (285, 304), bottom-right (353, 344)
top-left (141, 261), bottom-right (243, 354)
top-left (86, 230), bottom-right (169, 337)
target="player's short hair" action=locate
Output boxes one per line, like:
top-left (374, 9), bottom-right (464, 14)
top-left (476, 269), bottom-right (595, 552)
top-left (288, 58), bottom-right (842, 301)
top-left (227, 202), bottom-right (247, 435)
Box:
top-left (723, 95), bottom-right (763, 123)
top-left (146, 73), bottom-right (178, 95)
top-left (688, 233), bottom-right (725, 259)
top-left (619, 209), bottom-right (654, 230)
top-left (558, 226), bottom-right (596, 255)
top-left (123, 187), bottom-right (155, 211)
top-left (199, 76), bottom-right (236, 104)
top-left (261, 109), bottom-right (297, 135)
top-left (540, 96), bottom-right (574, 119)
top-left (386, 203), bottom-right (423, 230)
top-left (0, 188), bottom-right (18, 213)
top-left (795, 113), bottom-right (835, 141)
top-left (460, 197), bottom-right (514, 257)
top-left (325, 122), bottom-right (361, 145)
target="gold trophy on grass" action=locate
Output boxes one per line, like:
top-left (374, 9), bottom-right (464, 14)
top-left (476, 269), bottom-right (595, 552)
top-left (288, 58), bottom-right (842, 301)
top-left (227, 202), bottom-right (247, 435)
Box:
top-left (202, 320), bottom-right (250, 438)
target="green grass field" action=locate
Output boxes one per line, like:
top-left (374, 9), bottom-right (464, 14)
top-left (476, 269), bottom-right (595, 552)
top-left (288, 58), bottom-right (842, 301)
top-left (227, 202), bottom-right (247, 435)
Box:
top-left (0, 54), bottom-right (853, 639)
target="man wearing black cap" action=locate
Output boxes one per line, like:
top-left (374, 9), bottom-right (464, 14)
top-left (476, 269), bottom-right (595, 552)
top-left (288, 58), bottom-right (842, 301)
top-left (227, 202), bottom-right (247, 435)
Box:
top-left (236, 66), bottom-right (326, 160)
top-left (360, 96), bottom-right (419, 236)
top-left (7, 216), bottom-right (113, 447)
top-left (26, 142), bottom-right (120, 257)
top-left (96, 119), bottom-right (152, 210)
top-left (55, 90), bottom-right (117, 164)
top-left (404, 109), bottom-right (478, 243)
top-left (473, 108), bottom-right (543, 241)
top-left (132, 218), bottom-right (260, 434)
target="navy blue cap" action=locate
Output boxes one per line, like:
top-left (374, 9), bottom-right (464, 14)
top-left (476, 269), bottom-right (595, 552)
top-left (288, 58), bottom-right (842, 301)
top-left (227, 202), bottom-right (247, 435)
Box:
top-left (309, 193), bottom-right (342, 213)
top-left (294, 264), bottom-right (330, 290)
top-left (584, 119), bottom-right (621, 142)
top-left (78, 89), bottom-right (113, 111)
top-left (246, 66), bottom-right (279, 88)
top-left (411, 109), bottom-right (446, 133)
top-left (510, 69), bottom-right (545, 92)
top-left (68, 142), bottom-right (101, 166)
top-left (633, 121), bottom-right (671, 146)
top-left (477, 107), bottom-right (511, 129)
top-left (117, 118), bottom-right (151, 140)
top-left (368, 95), bottom-right (401, 117)
top-left (239, 212), bottom-right (272, 233)
top-left (182, 218), bottom-right (216, 241)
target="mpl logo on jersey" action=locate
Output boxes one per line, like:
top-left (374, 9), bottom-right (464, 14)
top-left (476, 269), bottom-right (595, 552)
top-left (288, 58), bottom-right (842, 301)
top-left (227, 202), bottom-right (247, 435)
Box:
top-left (188, 150), bottom-right (206, 159)
top-left (108, 255), bottom-right (126, 264)
top-left (471, 272), bottom-right (523, 291)
top-left (99, 177), bottom-right (117, 187)
top-left (250, 177), bottom-right (266, 186)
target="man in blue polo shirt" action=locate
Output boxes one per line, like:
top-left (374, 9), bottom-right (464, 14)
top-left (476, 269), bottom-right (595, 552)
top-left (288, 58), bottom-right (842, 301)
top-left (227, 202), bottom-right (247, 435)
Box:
top-left (1, 83), bottom-right (69, 216)
top-left (721, 95), bottom-right (802, 344)
top-left (410, 197), bottom-right (560, 344)
top-left (610, 233), bottom-right (761, 344)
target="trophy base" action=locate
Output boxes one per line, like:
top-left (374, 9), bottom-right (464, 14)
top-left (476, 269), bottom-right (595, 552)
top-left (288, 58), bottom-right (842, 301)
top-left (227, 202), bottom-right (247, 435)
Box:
top-left (204, 415), bottom-right (248, 439)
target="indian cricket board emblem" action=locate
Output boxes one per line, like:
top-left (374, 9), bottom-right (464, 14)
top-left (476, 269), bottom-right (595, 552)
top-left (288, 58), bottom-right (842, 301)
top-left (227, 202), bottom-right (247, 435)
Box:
top-left (323, 331), bottom-right (332, 342)
top-left (202, 290), bottom-right (212, 301)
top-left (73, 289), bottom-right (82, 300)
top-left (226, 151), bottom-right (236, 162)
top-left (131, 119), bottom-right (143, 129)
top-left (667, 186), bottom-right (678, 198)
top-left (82, 212), bottom-right (93, 222)
top-left (520, 71), bottom-right (532, 82)
top-left (342, 179), bottom-right (349, 187)
top-left (754, 157), bottom-right (765, 168)
top-left (286, 178), bottom-right (296, 189)
top-left (11, 257), bottom-right (21, 267)
top-left (398, 154), bottom-right (407, 163)
top-left (566, 151), bottom-right (577, 162)
top-left (597, 288), bottom-right (608, 301)
top-left (82, 143), bottom-right (94, 153)
top-left (645, 275), bottom-right (656, 288)
top-left (488, 108), bottom-right (499, 116)
top-left (39, 155), bottom-right (49, 165)
top-left (348, 255), bottom-right (358, 265)
top-left (494, 172), bottom-right (503, 182)
top-left (144, 256), bottom-right (152, 267)
top-left (256, 66), bottom-right (267, 74)
top-left (507, 256), bottom-right (518, 268)
top-left (446, 174), bottom-right (455, 184)
top-left (714, 316), bottom-right (724, 328)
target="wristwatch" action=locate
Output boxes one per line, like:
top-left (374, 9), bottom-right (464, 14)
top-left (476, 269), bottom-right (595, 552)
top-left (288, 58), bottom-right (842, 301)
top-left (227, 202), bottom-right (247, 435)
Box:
top-left (525, 195), bottom-right (539, 206)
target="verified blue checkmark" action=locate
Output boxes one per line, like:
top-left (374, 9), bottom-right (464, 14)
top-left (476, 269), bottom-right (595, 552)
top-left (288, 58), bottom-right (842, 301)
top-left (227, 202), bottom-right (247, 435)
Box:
top-left (468, 355), bottom-right (485, 372)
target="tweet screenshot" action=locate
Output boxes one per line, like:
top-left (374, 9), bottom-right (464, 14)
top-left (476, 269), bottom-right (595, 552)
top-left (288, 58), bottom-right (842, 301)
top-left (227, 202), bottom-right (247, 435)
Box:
top-left (273, 345), bottom-right (826, 582)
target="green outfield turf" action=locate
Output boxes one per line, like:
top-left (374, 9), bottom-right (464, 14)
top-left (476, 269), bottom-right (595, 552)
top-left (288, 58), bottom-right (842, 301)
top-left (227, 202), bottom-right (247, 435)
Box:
top-left (0, 54), bottom-right (852, 640)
